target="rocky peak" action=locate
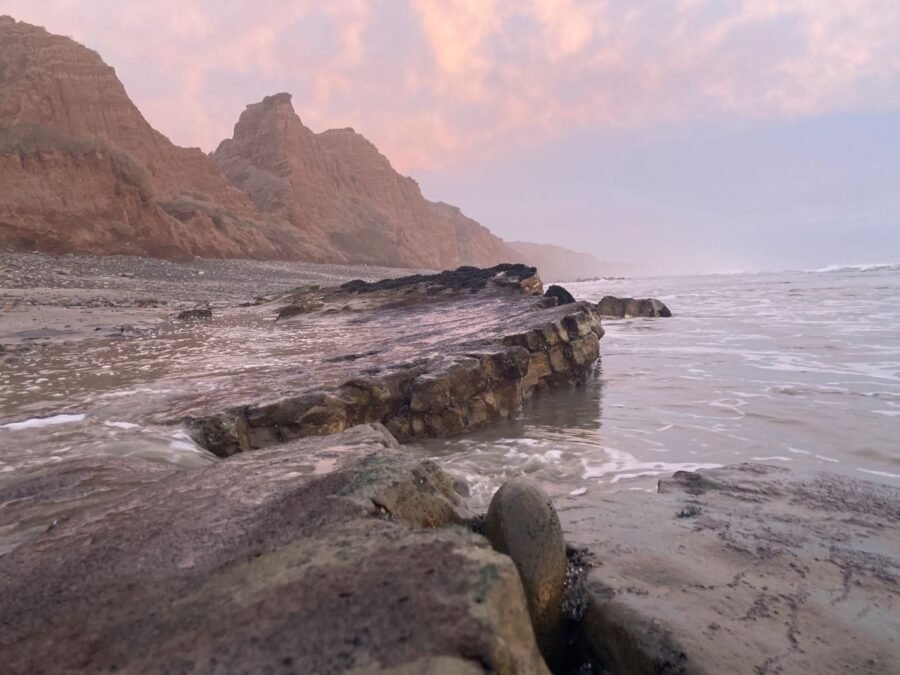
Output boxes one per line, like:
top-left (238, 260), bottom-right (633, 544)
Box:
top-left (212, 92), bottom-right (518, 269)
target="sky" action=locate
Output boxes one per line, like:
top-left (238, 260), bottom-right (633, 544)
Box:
top-left (3, 0), bottom-right (900, 273)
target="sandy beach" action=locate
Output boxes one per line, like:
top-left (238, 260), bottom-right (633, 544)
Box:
top-left (0, 251), bottom-right (429, 349)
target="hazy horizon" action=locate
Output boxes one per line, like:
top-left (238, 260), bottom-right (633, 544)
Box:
top-left (4, 0), bottom-right (899, 274)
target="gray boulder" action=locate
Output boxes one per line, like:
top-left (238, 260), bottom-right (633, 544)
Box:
top-left (596, 295), bottom-right (671, 317)
top-left (484, 478), bottom-right (568, 669)
top-left (176, 308), bottom-right (212, 321)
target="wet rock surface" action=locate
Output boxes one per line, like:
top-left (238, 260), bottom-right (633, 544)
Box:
top-left (561, 463), bottom-right (900, 674)
top-left (0, 424), bottom-right (550, 675)
top-left (596, 295), bottom-right (672, 318)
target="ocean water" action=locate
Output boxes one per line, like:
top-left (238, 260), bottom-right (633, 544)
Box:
top-left (1, 264), bottom-right (898, 513)
top-left (412, 264), bottom-right (900, 507)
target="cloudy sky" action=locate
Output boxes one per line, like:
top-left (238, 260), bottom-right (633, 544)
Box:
top-left (4, 0), bottom-right (900, 272)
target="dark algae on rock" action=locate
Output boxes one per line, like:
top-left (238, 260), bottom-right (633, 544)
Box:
top-left (544, 284), bottom-right (577, 306)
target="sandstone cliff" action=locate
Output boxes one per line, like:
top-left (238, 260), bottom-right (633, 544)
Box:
top-left (0, 16), bottom-right (599, 272)
top-left (0, 17), bottom-right (295, 260)
top-left (212, 93), bottom-right (516, 268)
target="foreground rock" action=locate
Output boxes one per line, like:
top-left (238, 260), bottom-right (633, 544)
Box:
top-left (0, 424), bottom-right (549, 674)
top-left (188, 264), bottom-right (605, 457)
top-left (562, 464), bottom-right (900, 674)
top-left (596, 295), bottom-right (672, 318)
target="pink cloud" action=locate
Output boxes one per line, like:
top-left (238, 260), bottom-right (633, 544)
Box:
top-left (3, 0), bottom-right (899, 172)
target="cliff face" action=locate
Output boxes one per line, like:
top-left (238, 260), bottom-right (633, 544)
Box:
top-left (0, 17), bottom-right (253, 214)
top-left (0, 17), bottom-right (296, 261)
top-left (0, 129), bottom-right (183, 258)
top-left (212, 93), bottom-right (516, 269)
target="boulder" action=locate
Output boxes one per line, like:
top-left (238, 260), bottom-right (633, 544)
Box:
top-left (561, 464), bottom-right (900, 674)
top-left (176, 308), bottom-right (212, 321)
top-left (485, 479), bottom-right (568, 669)
top-left (596, 295), bottom-right (671, 318)
top-left (544, 284), bottom-right (576, 306)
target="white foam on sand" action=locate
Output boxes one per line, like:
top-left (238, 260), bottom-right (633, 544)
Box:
top-left (104, 420), bottom-right (141, 430)
top-left (750, 456), bottom-right (794, 462)
top-left (582, 446), bottom-right (721, 484)
top-left (0, 414), bottom-right (86, 431)
top-left (857, 468), bottom-right (900, 480)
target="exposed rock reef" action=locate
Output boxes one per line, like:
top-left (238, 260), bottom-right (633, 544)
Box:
top-left (3, 435), bottom-right (895, 673)
top-left (0, 424), bottom-right (549, 674)
top-left (562, 464), bottom-right (900, 674)
top-left (187, 264), bottom-right (605, 457)
top-left (211, 93), bottom-right (516, 268)
top-left (596, 295), bottom-right (672, 318)
top-left (1, 253), bottom-right (897, 673)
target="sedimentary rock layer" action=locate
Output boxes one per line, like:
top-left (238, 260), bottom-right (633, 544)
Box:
top-left (187, 265), bottom-right (605, 457)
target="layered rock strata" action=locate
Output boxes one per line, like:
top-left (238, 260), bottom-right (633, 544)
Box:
top-left (0, 424), bottom-right (549, 674)
top-left (0, 18), bottom-right (296, 261)
top-left (188, 264), bottom-right (605, 457)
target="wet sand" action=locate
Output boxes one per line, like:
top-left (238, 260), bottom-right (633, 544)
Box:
top-left (0, 251), bottom-right (429, 348)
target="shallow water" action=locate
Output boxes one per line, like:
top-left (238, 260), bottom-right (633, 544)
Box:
top-left (1, 265), bottom-right (898, 512)
top-left (412, 264), bottom-right (900, 507)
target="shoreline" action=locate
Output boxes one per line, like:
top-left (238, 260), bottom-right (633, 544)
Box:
top-left (0, 255), bottom-right (897, 673)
